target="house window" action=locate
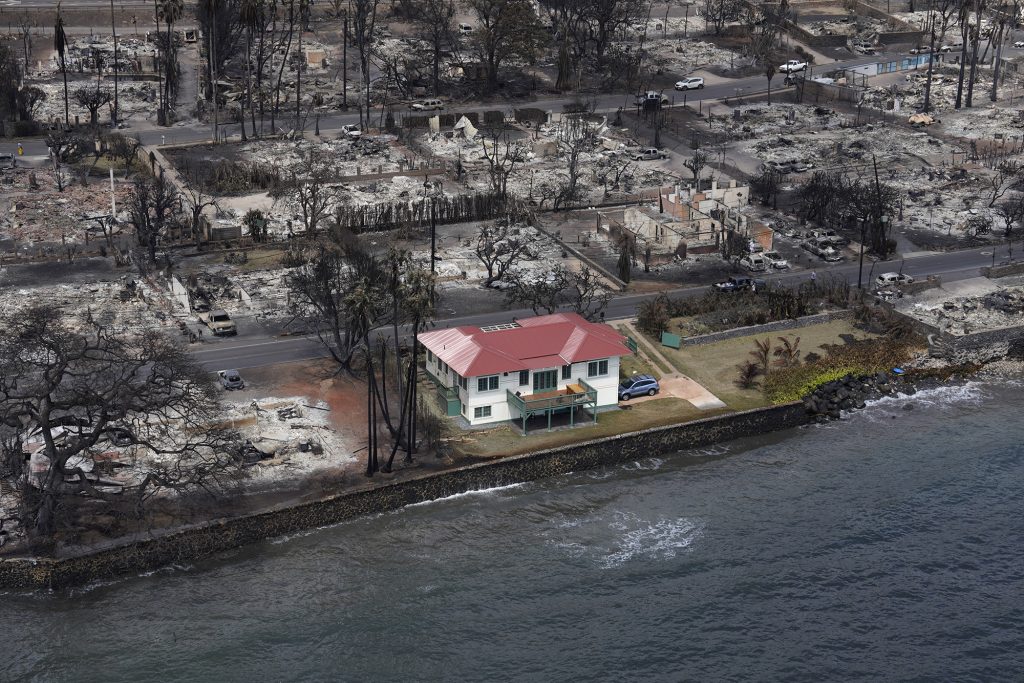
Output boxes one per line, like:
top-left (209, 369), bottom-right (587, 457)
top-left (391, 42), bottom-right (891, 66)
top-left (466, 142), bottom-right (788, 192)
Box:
top-left (474, 405), bottom-right (492, 419)
top-left (461, 402), bottom-right (466, 415)
top-left (426, 349), bottom-right (434, 363)
top-left (477, 375), bottom-right (499, 392)
top-left (533, 369), bottom-right (558, 392)
top-left (588, 359), bottom-right (609, 377)
top-left (459, 376), bottom-right (467, 390)
top-left (519, 370), bottom-right (529, 386)
top-left (561, 364), bottom-right (572, 380)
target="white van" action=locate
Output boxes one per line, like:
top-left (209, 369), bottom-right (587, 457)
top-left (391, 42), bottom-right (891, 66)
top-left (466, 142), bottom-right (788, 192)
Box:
top-left (458, 23), bottom-right (473, 34)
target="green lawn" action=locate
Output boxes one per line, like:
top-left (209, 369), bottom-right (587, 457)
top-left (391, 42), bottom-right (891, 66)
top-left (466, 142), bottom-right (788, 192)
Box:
top-left (450, 397), bottom-right (726, 458)
top-left (652, 318), bottom-right (876, 411)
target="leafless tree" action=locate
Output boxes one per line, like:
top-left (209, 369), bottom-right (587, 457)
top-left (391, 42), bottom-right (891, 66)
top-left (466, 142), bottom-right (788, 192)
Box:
top-left (702, 0), bottom-right (742, 35)
top-left (128, 172), bottom-right (180, 262)
top-left (481, 130), bottom-right (527, 198)
top-left (411, 0), bottom-right (457, 95)
top-left (0, 305), bottom-right (242, 540)
top-left (73, 87), bottom-right (114, 127)
top-left (46, 130), bottom-right (87, 193)
top-left (272, 146), bottom-right (337, 236)
top-left (469, 0), bottom-right (545, 90)
top-left (104, 133), bottom-right (142, 178)
top-left (684, 149), bottom-right (709, 186)
top-left (554, 115), bottom-right (594, 210)
top-left (475, 218), bottom-right (536, 286)
top-left (351, 0), bottom-right (381, 128)
top-left (987, 161), bottom-right (1024, 207)
top-left (286, 231), bottom-right (383, 370)
top-left (16, 12), bottom-right (34, 77)
top-left (180, 177), bottom-right (218, 246)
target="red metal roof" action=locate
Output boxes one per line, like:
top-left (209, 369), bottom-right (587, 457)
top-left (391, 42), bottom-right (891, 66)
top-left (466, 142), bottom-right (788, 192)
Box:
top-left (419, 313), bottom-right (633, 378)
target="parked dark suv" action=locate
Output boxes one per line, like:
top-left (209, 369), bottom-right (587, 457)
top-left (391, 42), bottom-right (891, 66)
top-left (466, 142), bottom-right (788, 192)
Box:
top-left (618, 374), bottom-right (660, 401)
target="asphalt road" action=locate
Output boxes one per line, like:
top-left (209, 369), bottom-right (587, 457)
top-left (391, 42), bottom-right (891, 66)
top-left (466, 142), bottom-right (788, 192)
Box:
top-left (8, 53), bottom-right (880, 160)
top-left (192, 244), bottom-right (1006, 372)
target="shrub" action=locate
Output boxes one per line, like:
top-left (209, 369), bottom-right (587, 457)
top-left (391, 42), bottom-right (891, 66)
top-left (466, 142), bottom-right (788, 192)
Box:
top-left (762, 337), bottom-right (918, 403)
top-left (637, 293), bottom-right (672, 336)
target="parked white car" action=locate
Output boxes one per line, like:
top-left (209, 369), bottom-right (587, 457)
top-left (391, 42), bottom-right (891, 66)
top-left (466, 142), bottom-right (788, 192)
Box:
top-left (762, 251), bottom-right (790, 269)
top-left (410, 98), bottom-right (444, 111)
top-left (341, 124), bottom-right (361, 139)
top-left (875, 272), bottom-right (914, 287)
top-left (1015, 41), bottom-right (1024, 48)
top-left (674, 77), bottom-right (705, 90)
top-left (779, 59), bottom-right (808, 73)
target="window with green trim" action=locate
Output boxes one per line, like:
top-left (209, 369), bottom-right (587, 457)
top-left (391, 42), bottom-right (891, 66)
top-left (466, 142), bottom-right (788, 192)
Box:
top-left (477, 375), bottom-right (499, 392)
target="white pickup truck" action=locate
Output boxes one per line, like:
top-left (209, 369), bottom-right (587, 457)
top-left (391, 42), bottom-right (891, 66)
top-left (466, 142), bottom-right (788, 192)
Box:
top-left (198, 309), bottom-right (238, 336)
top-left (779, 59), bottom-right (808, 73)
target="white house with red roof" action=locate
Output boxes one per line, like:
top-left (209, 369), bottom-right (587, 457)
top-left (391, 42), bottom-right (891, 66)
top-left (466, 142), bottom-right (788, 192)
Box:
top-left (419, 312), bottom-right (633, 430)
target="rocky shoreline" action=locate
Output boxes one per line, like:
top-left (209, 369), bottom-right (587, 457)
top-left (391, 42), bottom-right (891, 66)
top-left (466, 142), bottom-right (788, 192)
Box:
top-left (803, 358), bottom-right (1024, 422)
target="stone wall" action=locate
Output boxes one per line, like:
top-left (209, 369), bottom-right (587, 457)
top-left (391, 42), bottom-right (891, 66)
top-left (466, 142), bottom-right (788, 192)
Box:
top-left (0, 403), bottom-right (809, 591)
top-left (683, 310), bottom-right (852, 346)
top-left (982, 262), bottom-right (1024, 279)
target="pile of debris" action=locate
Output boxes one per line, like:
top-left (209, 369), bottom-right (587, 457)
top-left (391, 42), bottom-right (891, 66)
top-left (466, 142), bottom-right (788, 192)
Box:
top-left (942, 107), bottom-right (1024, 141)
top-left (723, 103), bottom-right (845, 140)
top-left (32, 80), bottom-right (160, 126)
top-left (904, 285), bottom-right (1024, 335)
top-left (862, 66), bottom-right (996, 113)
top-left (221, 396), bottom-right (356, 481)
top-left (629, 15), bottom-right (708, 37)
top-left (0, 173), bottom-right (134, 247)
top-left (885, 165), bottom-right (1008, 238)
top-left (427, 223), bottom-right (566, 288)
top-left (0, 279), bottom-right (177, 337)
top-left (743, 121), bottom-right (960, 167)
top-left (239, 135), bottom-right (410, 179)
top-left (805, 16), bottom-right (890, 38)
top-left (640, 38), bottom-right (738, 74)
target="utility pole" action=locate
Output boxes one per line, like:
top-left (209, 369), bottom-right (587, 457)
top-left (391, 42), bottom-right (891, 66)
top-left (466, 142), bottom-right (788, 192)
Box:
top-left (296, 0), bottom-right (303, 130)
top-left (342, 11), bottom-right (348, 108)
top-left (430, 197), bottom-right (436, 278)
top-left (211, 1), bottom-right (219, 143)
top-left (110, 0), bottom-right (119, 127)
top-left (857, 218), bottom-right (866, 289)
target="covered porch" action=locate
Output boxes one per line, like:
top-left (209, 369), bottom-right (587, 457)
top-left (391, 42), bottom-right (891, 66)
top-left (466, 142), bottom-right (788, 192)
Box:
top-left (506, 380), bottom-right (599, 434)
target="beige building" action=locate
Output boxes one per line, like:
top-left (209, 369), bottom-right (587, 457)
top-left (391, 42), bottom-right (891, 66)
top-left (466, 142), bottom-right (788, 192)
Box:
top-left (614, 180), bottom-right (768, 259)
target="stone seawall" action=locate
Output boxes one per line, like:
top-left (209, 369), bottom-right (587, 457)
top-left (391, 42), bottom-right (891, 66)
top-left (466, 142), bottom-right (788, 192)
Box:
top-left (0, 403), bottom-right (808, 591)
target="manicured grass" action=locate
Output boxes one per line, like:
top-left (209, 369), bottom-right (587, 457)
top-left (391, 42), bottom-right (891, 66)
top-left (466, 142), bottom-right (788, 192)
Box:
top-left (450, 397), bottom-right (726, 458)
top-left (652, 318), bottom-right (877, 411)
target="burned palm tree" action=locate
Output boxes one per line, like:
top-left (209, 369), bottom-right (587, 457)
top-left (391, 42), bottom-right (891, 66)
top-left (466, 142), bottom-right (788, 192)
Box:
top-left (54, 4), bottom-right (69, 126)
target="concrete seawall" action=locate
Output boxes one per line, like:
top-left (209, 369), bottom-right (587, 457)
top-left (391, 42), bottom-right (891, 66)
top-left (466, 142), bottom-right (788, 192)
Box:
top-left (0, 403), bottom-right (809, 591)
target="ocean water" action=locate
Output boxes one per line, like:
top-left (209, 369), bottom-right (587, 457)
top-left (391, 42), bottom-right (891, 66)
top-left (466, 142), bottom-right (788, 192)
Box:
top-left (3, 381), bottom-right (1024, 682)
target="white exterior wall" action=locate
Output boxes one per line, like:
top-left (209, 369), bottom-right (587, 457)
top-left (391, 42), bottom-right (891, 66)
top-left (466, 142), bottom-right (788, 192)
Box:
top-left (462, 357), bottom-right (622, 427)
top-left (424, 353), bottom-right (623, 427)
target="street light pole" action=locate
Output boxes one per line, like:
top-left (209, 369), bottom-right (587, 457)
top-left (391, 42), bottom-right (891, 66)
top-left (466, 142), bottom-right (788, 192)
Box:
top-left (857, 218), bottom-right (866, 289)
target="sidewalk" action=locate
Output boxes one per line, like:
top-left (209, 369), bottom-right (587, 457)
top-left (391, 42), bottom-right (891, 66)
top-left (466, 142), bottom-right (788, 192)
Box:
top-left (620, 320), bottom-right (727, 410)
